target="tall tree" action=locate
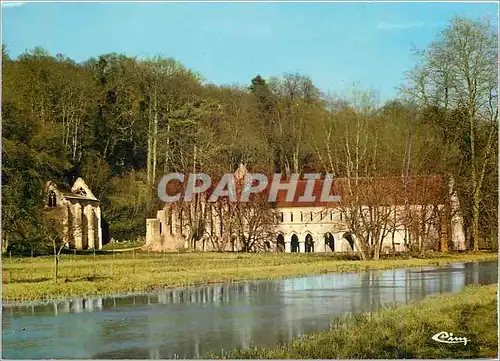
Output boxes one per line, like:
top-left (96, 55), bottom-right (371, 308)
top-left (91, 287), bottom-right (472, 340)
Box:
top-left (403, 17), bottom-right (498, 251)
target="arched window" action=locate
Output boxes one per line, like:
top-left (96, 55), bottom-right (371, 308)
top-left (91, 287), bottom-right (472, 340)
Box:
top-left (48, 191), bottom-right (57, 207)
top-left (290, 212), bottom-right (294, 222)
top-left (300, 212), bottom-right (303, 222)
top-left (343, 232), bottom-right (355, 251)
top-left (276, 234), bottom-right (285, 252)
top-left (291, 234), bottom-right (299, 253)
top-left (280, 212), bottom-right (284, 223)
top-left (305, 234), bottom-right (314, 253)
top-left (310, 212), bottom-right (313, 221)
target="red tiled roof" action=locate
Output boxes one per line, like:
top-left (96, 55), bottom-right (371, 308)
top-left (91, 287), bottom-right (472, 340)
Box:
top-left (328, 175), bottom-right (447, 207)
top-left (160, 174), bottom-right (447, 207)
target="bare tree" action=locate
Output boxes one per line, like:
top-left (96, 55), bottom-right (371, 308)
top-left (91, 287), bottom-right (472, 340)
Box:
top-left (338, 177), bottom-right (399, 260)
top-left (40, 208), bottom-right (70, 282)
top-left (232, 194), bottom-right (280, 252)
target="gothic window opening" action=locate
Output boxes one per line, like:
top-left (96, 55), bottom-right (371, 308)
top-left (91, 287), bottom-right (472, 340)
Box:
top-left (343, 232), bottom-right (355, 251)
top-left (325, 233), bottom-right (335, 252)
top-left (291, 234), bottom-right (299, 253)
top-left (76, 187), bottom-right (87, 196)
top-left (305, 234), bottom-right (314, 253)
top-left (276, 234), bottom-right (285, 252)
top-left (48, 191), bottom-right (57, 207)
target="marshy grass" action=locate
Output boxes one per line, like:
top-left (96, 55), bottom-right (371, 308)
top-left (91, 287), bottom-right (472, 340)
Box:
top-left (2, 251), bottom-right (497, 302)
top-left (212, 284), bottom-right (498, 359)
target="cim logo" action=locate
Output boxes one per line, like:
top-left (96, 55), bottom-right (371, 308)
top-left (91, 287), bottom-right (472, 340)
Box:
top-left (431, 331), bottom-right (469, 345)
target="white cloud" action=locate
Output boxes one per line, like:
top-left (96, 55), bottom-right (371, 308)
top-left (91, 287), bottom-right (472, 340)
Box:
top-left (1, 1), bottom-right (26, 8)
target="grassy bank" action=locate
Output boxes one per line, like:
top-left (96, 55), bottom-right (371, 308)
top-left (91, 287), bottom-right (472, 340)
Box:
top-left (212, 284), bottom-right (498, 359)
top-left (2, 251), bottom-right (497, 302)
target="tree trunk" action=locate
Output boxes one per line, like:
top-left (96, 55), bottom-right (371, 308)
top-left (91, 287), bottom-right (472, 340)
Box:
top-left (55, 257), bottom-right (59, 282)
top-left (164, 122), bottom-right (171, 173)
top-left (293, 147), bottom-right (299, 174)
top-left (53, 239), bottom-right (59, 283)
top-left (439, 216), bottom-right (448, 253)
top-left (472, 190), bottom-right (480, 251)
top-left (152, 91), bottom-right (158, 185)
top-left (147, 106), bottom-right (153, 186)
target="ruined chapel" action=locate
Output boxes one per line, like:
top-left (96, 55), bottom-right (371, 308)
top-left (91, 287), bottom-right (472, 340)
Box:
top-left (44, 178), bottom-right (103, 250)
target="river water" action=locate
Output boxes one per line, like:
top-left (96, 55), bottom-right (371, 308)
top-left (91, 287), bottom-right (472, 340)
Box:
top-left (2, 260), bottom-right (498, 359)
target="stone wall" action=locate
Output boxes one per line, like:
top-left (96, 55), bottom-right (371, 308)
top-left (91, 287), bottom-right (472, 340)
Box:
top-left (145, 206), bottom-right (186, 251)
top-left (64, 200), bottom-right (102, 250)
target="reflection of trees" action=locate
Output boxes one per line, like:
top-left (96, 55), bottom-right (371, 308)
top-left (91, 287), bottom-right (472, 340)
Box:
top-left (420, 269), bottom-right (427, 298)
top-left (115, 280), bottom-right (289, 358)
top-left (0, 277), bottom-right (308, 358)
top-left (447, 264), bottom-right (463, 293)
top-left (477, 261), bottom-right (497, 285)
top-left (355, 271), bottom-right (382, 313)
top-left (12, 298), bottom-right (106, 316)
top-left (402, 262), bottom-right (488, 302)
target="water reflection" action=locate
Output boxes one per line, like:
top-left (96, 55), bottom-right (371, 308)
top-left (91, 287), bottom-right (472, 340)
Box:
top-left (2, 261), bottom-right (497, 359)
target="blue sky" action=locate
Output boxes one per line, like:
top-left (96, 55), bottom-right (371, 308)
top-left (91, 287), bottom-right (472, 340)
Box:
top-left (2, 1), bottom-right (498, 102)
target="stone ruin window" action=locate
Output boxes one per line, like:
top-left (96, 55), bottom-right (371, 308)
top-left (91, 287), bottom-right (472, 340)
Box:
top-left (48, 191), bottom-right (57, 207)
top-left (76, 187), bottom-right (87, 196)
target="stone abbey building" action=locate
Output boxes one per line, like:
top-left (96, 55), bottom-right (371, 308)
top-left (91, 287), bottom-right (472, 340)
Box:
top-left (44, 178), bottom-right (103, 250)
top-left (146, 165), bottom-right (466, 253)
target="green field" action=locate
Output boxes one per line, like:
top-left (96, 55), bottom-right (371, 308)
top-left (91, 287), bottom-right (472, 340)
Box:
top-left (2, 251), bottom-right (497, 302)
top-left (211, 284), bottom-right (498, 359)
